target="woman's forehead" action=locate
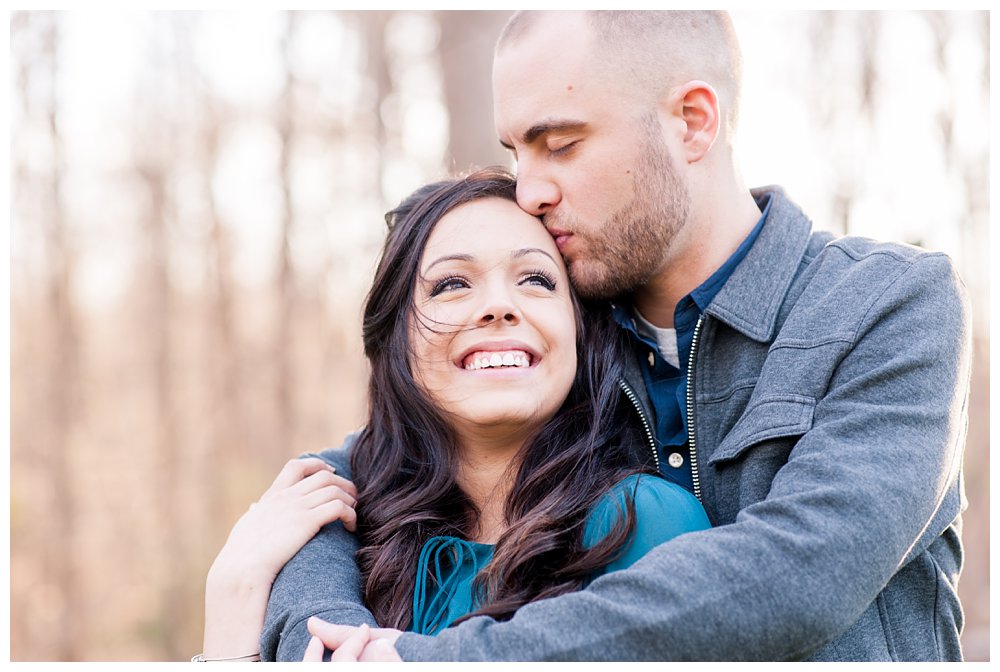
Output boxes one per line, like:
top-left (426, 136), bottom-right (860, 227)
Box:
top-left (422, 198), bottom-right (557, 264)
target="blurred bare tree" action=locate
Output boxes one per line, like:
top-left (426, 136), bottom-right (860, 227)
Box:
top-left (437, 10), bottom-right (512, 171)
top-left (8, 10), bottom-right (988, 662)
top-left (11, 11), bottom-right (84, 662)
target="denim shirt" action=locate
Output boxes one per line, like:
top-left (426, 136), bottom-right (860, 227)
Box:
top-left (263, 187), bottom-right (971, 662)
top-left (613, 195), bottom-right (771, 492)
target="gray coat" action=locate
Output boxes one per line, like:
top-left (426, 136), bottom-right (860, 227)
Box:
top-left (261, 187), bottom-right (971, 661)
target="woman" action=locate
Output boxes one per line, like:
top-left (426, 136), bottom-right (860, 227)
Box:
top-left (198, 168), bottom-right (709, 662)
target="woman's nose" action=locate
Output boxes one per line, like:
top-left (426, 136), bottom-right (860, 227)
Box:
top-left (478, 287), bottom-right (520, 326)
top-left (479, 308), bottom-right (519, 325)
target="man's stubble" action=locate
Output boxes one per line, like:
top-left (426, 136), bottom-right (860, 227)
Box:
top-left (548, 122), bottom-right (691, 301)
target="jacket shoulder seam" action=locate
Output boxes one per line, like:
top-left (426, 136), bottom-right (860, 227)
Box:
top-left (851, 254), bottom-right (945, 345)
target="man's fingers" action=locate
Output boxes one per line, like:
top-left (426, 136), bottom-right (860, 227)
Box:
top-left (303, 635), bottom-right (325, 662)
top-left (329, 623), bottom-right (370, 662)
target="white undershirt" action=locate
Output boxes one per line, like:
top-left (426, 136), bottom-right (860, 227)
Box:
top-left (631, 308), bottom-right (680, 369)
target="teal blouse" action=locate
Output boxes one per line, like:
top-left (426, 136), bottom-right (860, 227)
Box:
top-left (410, 473), bottom-right (711, 635)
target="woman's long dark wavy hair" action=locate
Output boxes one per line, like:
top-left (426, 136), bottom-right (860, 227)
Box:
top-left (351, 166), bottom-right (654, 630)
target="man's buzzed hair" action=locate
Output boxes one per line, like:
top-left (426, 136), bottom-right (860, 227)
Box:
top-left (497, 11), bottom-right (744, 142)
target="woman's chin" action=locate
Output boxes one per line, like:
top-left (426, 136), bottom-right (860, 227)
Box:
top-left (453, 407), bottom-right (554, 441)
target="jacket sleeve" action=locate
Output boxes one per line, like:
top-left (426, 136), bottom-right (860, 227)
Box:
top-left (259, 433), bottom-right (379, 661)
top-left (392, 252), bottom-right (972, 661)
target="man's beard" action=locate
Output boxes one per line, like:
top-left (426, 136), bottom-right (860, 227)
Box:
top-left (548, 128), bottom-right (690, 300)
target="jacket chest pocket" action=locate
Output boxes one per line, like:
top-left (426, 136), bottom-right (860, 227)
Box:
top-left (705, 395), bottom-right (816, 524)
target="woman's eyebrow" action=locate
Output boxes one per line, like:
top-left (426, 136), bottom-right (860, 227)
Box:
top-left (423, 253), bottom-right (474, 272)
top-left (425, 249), bottom-right (555, 271)
top-left (512, 248), bottom-right (558, 263)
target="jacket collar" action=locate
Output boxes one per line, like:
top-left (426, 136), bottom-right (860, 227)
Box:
top-left (703, 186), bottom-right (813, 343)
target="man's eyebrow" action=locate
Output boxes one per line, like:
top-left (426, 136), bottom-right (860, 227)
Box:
top-left (499, 119), bottom-right (589, 149)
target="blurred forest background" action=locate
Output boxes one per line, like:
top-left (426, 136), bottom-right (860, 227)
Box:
top-left (9, 10), bottom-right (990, 662)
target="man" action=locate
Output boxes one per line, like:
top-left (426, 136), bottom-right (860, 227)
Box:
top-left (264, 11), bottom-right (970, 661)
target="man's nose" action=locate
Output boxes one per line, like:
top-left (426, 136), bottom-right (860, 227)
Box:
top-left (515, 165), bottom-right (561, 217)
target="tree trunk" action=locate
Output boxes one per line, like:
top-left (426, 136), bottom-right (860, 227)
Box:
top-left (275, 11), bottom-right (298, 461)
top-left (40, 13), bottom-right (83, 661)
top-left (437, 11), bottom-right (514, 172)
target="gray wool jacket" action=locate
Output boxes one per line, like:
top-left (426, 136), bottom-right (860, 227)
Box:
top-left (261, 187), bottom-right (972, 661)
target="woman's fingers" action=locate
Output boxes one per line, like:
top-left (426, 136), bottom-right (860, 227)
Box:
top-left (307, 618), bottom-right (362, 648)
top-left (359, 639), bottom-right (402, 662)
top-left (330, 472), bottom-right (358, 499)
top-left (301, 483), bottom-right (357, 511)
top-left (312, 499), bottom-right (358, 532)
top-left (303, 635), bottom-right (325, 662)
top-left (288, 469), bottom-right (358, 501)
top-left (304, 619), bottom-right (401, 663)
top-left (329, 624), bottom-right (370, 662)
top-left (267, 457), bottom-right (336, 493)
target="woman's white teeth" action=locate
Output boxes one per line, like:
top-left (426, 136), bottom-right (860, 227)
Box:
top-left (464, 350), bottom-right (531, 370)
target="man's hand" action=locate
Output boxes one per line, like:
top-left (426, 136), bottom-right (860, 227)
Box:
top-left (304, 618), bottom-right (403, 662)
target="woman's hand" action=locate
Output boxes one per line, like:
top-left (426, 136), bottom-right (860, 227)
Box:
top-left (303, 618), bottom-right (403, 662)
top-left (202, 457), bottom-right (358, 660)
top-left (210, 457), bottom-right (358, 585)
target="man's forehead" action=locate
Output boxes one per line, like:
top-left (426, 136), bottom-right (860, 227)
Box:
top-left (496, 10), bottom-right (589, 55)
top-left (492, 24), bottom-right (597, 141)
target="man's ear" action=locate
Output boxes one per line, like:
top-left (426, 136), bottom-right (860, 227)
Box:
top-left (664, 80), bottom-right (719, 163)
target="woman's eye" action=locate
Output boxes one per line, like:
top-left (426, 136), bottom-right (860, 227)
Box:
top-left (429, 276), bottom-right (469, 297)
top-left (520, 271), bottom-right (557, 291)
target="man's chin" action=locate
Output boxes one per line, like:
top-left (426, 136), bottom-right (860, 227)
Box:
top-left (569, 263), bottom-right (633, 300)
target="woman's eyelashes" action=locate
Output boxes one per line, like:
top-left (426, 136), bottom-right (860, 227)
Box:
top-left (428, 275), bottom-right (470, 297)
top-left (426, 268), bottom-right (558, 298)
top-left (519, 269), bottom-right (557, 291)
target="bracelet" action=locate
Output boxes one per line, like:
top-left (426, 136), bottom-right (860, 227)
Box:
top-left (191, 652), bottom-right (261, 662)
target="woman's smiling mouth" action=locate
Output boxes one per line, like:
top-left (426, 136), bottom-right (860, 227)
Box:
top-left (463, 350), bottom-right (533, 370)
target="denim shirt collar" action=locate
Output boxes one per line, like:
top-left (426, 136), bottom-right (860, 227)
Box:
top-left (613, 191), bottom-right (775, 339)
